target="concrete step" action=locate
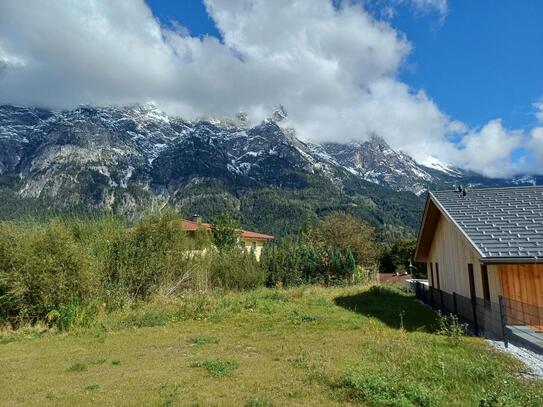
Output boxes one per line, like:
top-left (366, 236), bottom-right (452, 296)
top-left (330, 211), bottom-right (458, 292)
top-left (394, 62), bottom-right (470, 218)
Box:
top-left (506, 325), bottom-right (543, 354)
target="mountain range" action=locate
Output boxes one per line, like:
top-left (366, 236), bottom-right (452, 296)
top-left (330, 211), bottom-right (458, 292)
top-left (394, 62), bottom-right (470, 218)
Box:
top-left (0, 104), bottom-right (540, 238)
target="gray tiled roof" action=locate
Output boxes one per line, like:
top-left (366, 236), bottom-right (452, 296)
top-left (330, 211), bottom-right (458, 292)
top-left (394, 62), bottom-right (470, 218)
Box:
top-left (431, 186), bottom-right (543, 259)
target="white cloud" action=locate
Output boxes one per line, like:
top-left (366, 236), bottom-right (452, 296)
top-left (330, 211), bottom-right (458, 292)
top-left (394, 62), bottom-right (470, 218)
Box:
top-left (452, 120), bottom-right (524, 178)
top-left (529, 127), bottom-right (543, 158)
top-left (365, 0), bottom-right (448, 20)
top-left (0, 0), bottom-right (537, 178)
top-left (534, 99), bottom-right (543, 123)
top-left (408, 0), bottom-right (448, 17)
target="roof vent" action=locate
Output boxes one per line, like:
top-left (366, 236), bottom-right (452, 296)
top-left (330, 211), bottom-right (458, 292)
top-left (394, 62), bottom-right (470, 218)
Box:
top-left (456, 185), bottom-right (467, 197)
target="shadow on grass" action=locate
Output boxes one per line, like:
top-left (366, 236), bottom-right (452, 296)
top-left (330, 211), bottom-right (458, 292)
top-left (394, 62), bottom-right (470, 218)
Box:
top-left (334, 286), bottom-right (437, 332)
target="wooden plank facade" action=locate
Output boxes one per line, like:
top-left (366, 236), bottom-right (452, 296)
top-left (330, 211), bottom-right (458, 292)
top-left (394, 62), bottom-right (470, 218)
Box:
top-left (415, 188), bottom-right (543, 334)
top-left (425, 213), bottom-right (502, 304)
top-left (499, 264), bottom-right (543, 331)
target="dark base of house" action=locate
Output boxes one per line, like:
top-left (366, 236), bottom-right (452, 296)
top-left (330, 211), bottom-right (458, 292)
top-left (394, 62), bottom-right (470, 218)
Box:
top-left (506, 325), bottom-right (543, 354)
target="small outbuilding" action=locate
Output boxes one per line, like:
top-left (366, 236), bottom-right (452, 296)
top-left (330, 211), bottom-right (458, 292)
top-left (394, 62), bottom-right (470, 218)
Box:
top-left (414, 186), bottom-right (543, 333)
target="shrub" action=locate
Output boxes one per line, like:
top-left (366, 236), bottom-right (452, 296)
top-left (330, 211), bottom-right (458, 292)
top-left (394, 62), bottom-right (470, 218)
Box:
top-left (261, 238), bottom-right (358, 287)
top-left (105, 213), bottom-right (202, 300)
top-left (0, 219), bottom-right (100, 326)
top-left (436, 313), bottom-right (467, 346)
top-left (379, 238), bottom-right (426, 278)
top-left (208, 248), bottom-right (264, 291)
top-left (303, 212), bottom-right (377, 268)
top-left (354, 265), bottom-right (378, 285)
top-left (210, 212), bottom-right (241, 251)
top-left (260, 237), bottom-right (305, 287)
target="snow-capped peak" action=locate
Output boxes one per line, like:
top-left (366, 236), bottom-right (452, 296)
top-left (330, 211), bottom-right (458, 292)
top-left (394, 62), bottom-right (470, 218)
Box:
top-left (421, 156), bottom-right (462, 176)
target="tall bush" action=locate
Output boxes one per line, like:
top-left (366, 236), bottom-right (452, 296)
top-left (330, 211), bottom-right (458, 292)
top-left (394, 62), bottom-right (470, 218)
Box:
top-left (303, 212), bottom-right (377, 268)
top-left (105, 213), bottom-right (206, 301)
top-left (0, 219), bottom-right (99, 325)
top-left (208, 248), bottom-right (264, 290)
top-left (260, 238), bottom-right (358, 287)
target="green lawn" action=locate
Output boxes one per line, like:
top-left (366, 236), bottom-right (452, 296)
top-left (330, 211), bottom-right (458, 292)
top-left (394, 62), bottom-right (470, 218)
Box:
top-left (1, 285), bottom-right (542, 406)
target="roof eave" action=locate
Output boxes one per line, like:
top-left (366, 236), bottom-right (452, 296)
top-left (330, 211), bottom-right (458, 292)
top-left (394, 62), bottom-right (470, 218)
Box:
top-left (482, 256), bottom-right (543, 265)
top-left (413, 193), bottom-right (432, 262)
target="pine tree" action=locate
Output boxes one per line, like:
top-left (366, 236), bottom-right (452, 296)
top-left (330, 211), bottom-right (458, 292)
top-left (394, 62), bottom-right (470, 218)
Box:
top-left (345, 248), bottom-right (356, 276)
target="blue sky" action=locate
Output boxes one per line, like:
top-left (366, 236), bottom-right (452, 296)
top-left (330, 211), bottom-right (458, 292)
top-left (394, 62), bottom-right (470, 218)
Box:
top-left (147, 0), bottom-right (543, 132)
top-left (393, 0), bottom-right (543, 131)
top-left (147, 0), bottom-right (220, 38)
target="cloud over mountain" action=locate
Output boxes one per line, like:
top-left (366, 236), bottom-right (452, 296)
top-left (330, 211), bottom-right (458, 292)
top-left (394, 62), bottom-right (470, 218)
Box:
top-left (0, 0), bottom-right (540, 177)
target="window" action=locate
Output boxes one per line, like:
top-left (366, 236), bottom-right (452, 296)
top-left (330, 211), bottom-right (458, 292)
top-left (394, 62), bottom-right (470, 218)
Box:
top-left (252, 241), bottom-right (257, 251)
top-left (467, 264), bottom-right (476, 300)
top-left (435, 263), bottom-right (440, 289)
top-left (429, 263), bottom-right (434, 287)
top-left (481, 264), bottom-right (490, 302)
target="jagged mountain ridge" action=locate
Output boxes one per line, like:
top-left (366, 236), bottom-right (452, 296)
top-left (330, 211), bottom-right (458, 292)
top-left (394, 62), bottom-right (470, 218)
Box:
top-left (0, 104), bottom-right (540, 235)
top-left (319, 137), bottom-right (439, 195)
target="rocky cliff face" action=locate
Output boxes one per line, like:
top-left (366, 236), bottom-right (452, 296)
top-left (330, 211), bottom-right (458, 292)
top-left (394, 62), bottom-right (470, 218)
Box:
top-left (320, 136), bottom-right (439, 195)
top-left (0, 104), bottom-right (540, 224)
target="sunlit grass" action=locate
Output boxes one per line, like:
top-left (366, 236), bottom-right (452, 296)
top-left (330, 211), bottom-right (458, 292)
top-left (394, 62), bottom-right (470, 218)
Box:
top-left (0, 285), bottom-right (541, 406)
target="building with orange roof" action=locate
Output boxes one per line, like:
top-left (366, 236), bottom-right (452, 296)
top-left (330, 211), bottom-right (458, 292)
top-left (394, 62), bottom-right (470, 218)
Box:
top-left (179, 215), bottom-right (274, 260)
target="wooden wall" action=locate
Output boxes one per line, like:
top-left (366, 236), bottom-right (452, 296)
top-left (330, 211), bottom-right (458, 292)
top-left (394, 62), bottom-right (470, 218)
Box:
top-left (427, 214), bottom-right (502, 304)
top-left (499, 264), bottom-right (543, 331)
top-left (499, 264), bottom-right (543, 307)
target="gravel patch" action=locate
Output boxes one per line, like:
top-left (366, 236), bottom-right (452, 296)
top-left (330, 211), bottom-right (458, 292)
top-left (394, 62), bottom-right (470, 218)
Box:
top-left (487, 339), bottom-right (543, 379)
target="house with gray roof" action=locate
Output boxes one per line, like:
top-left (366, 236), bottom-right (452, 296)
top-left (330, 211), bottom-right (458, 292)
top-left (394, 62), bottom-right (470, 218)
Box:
top-left (414, 186), bottom-right (543, 333)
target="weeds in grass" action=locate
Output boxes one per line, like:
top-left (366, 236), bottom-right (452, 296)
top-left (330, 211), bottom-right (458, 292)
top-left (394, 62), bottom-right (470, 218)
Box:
top-left (288, 390), bottom-right (303, 398)
top-left (292, 351), bottom-right (309, 369)
top-left (159, 383), bottom-right (182, 407)
top-left (190, 358), bottom-right (237, 377)
top-left (291, 350), bottom-right (330, 385)
top-left (68, 362), bottom-right (88, 372)
top-left (341, 368), bottom-right (440, 407)
top-left (479, 381), bottom-right (543, 407)
top-left (111, 359), bottom-right (121, 365)
top-left (190, 336), bottom-right (219, 345)
top-left (300, 315), bottom-right (318, 323)
top-left (84, 384), bottom-right (99, 392)
top-left (436, 313), bottom-right (466, 346)
top-left (245, 397), bottom-right (272, 407)
top-left (115, 308), bottom-right (171, 329)
top-left (0, 326), bottom-right (44, 345)
top-left (87, 356), bottom-right (106, 365)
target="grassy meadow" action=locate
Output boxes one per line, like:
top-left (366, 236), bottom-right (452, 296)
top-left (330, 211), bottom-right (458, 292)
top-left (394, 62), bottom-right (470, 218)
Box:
top-left (1, 285), bottom-right (542, 406)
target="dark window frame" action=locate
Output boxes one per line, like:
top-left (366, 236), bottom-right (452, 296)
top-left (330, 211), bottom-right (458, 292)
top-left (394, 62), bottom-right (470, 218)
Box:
top-left (467, 263), bottom-right (476, 301)
top-left (481, 264), bottom-right (490, 302)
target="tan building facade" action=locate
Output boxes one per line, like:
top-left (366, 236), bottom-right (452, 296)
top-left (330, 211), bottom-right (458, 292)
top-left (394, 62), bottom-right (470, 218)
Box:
top-left (179, 216), bottom-right (274, 261)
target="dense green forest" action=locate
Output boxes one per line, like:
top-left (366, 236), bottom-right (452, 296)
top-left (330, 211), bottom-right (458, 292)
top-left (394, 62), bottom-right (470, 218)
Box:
top-left (0, 170), bottom-right (425, 242)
